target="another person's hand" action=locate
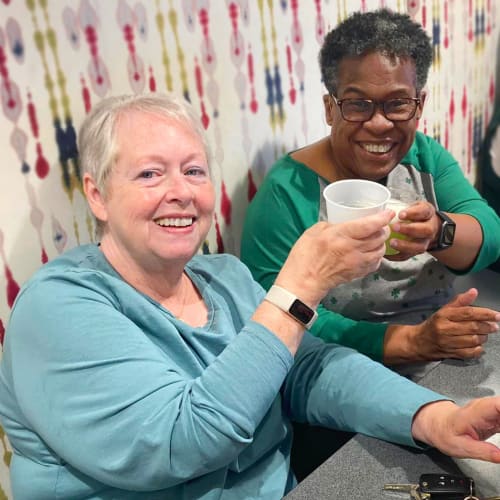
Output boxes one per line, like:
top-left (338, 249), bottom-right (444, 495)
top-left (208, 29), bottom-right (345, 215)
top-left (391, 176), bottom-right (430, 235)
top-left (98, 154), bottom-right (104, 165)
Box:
top-left (385, 200), bottom-right (439, 260)
top-left (384, 288), bottom-right (500, 364)
top-left (412, 288), bottom-right (500, 360)
top-left (411, 397), bottom-right (500, 463)
top-left (275, 209), bottom-right (394, 306)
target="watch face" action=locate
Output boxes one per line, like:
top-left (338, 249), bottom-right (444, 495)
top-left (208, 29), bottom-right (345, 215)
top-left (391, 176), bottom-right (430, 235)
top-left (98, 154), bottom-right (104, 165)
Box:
top-left (289, 299), bottom-right (315, 324)
top-left (442, 222), bottom-right (456, 245)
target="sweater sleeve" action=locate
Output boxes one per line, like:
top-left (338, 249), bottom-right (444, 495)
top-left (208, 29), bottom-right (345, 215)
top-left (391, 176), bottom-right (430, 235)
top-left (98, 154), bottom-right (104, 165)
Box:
top-left (5, 270), bottom-right (294, 491)
top-left (241, 157), bottom-right (386, 361)
top-left (282, 332), bottom-right (445, 448)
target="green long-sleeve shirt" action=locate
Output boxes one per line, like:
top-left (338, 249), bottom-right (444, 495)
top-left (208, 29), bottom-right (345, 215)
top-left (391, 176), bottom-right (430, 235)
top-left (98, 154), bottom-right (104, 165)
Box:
top-left (241, 132), bottom-right (500, 362)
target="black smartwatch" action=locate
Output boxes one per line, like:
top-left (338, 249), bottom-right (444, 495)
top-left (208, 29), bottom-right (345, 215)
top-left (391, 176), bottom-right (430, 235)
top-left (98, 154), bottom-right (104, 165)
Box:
top-left (431, 210), bottom-right (456, 250)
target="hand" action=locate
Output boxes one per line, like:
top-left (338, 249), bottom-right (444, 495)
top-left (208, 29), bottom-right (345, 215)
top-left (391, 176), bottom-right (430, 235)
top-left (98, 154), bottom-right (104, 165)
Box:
top-left (411, 398), bottom-right (500, 463)
top-left (410, 288), bottom-right (500, 360)
top-left (257, 209), bottom-right (393, 354)
top-left (276, 210), bottom-right (393, 305)
top-left (385, 200), bottom-right (440, 260)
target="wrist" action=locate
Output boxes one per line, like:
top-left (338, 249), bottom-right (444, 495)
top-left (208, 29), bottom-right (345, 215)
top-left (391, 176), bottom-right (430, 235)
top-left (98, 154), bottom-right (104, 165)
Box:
top-left (273, 277), bottom-right (322, 309)
top-left (383, 324), bottom-right (421, 364)
top-left (411, 400), bottom-right (456, 447)
top-left (265, 285), bottom-right (318, 329)
top-left (428, 211), bottom-right (456, 251)
top-left (427, 212), bottom-right (442, 250)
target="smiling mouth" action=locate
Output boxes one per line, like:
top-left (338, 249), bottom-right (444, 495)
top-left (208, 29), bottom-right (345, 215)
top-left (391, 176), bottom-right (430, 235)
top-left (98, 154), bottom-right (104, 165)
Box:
top-left (360, 142), bottom-right (393, 154)
top-left (155, 217), bottom-right (194, 227)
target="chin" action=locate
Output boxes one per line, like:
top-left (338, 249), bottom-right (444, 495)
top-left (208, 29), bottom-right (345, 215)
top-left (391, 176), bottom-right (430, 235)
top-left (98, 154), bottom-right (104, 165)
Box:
top-left (365, 163), bottom-right (396, 180)
top-left (156, 246), bottom-right (199, 263)
top-left (359, 170), bottom-right (390, 182)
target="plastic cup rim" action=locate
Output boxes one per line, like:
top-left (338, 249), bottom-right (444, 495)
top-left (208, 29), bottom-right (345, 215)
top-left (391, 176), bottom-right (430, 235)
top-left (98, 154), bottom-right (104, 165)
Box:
top-left (323, 179), bottom-right (391, 209)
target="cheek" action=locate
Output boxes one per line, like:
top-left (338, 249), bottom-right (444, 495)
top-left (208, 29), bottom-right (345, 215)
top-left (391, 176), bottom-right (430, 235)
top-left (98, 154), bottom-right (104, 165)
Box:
top-left (199, 184), bottom-right (216, 213)
top-left (331, 123), bottom-right (353, 146)
top-left (400, 127), bottom-right (418, 148)
top-left (135, 182), bottom-right (171, 205)
top-left (113, 188), bottom-right (160, 219)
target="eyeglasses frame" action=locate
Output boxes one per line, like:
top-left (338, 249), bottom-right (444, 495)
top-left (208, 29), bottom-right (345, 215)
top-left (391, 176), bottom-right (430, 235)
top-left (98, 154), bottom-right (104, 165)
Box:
top-left (329, 94), bottom-right (422, 123)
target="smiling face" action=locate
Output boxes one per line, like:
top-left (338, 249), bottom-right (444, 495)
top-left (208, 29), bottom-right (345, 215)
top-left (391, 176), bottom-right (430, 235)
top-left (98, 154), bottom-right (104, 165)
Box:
top-left (84, 110), bottom-right (215, 275)
top-left (323, 52), bottom-right (425, 181)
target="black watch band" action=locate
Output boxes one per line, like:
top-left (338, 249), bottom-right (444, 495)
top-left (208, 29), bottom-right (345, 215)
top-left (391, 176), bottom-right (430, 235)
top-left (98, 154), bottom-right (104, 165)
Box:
top-left (430, 210), bottom-right (456, 250)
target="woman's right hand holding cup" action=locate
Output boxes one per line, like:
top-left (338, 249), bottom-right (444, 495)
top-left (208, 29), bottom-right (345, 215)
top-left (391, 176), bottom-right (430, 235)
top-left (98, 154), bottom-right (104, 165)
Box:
top-left (275, 209), bottom-right (394, 306)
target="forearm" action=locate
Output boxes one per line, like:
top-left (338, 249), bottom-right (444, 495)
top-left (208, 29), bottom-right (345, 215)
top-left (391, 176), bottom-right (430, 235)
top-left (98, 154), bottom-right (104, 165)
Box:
top-left (252, 300), bottom-right (309, 354)
top-left (312, 305), bottom-right (386, 361)
top-left (284, 334), bottom-right (444, 448)
top-left (429, 213), bottom-right (483, 271)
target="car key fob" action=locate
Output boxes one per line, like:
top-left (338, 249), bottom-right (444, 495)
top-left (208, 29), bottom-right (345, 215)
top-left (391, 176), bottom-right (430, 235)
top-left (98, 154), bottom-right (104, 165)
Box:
top-left (419, 473), bottom-right (473, 499)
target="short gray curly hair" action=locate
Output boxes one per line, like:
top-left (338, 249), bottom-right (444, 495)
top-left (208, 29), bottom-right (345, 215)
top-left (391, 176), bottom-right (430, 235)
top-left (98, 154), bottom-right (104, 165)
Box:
top-left (319, 8), bottom-right (432, 95)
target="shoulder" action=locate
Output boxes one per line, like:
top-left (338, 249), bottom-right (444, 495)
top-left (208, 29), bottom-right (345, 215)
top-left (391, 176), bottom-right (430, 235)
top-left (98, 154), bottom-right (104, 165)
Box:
top-left (258, 154), bottom-right (322, 193)
top-left (13, 244), bottom-right (121, 307)
top-left (22, 244), bottom-right (104, 281)
top-left (403, 132), bottom-right (456, 172)
top-left (407, 131), bottom-right (447, 155)
top-left (247, 154), bottom-right (323, 221)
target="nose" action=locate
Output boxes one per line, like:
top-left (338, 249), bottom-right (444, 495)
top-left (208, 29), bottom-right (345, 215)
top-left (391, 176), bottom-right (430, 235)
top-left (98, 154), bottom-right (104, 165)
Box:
top-left (364, 105), bottom-right (395, 130)
top-left (163, 173), bottom-right (193, 205)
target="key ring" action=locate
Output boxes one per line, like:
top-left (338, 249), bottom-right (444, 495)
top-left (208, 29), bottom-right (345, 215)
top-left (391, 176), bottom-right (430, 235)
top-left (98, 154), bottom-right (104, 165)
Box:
top-left (464, 477), bottom-right (479, 500)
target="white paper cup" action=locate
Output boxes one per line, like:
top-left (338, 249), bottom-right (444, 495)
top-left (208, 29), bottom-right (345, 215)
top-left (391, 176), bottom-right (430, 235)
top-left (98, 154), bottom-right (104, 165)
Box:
top-left (323, 179), bottom-right (391, 223)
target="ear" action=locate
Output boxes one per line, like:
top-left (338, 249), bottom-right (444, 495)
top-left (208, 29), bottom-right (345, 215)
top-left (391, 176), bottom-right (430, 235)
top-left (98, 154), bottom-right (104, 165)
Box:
top-left (416, 90), bottom-right (427, 120)
top-left (323, 94), bottom-right (333, 126)
top-left (83, 173), bottom-right (109, 224)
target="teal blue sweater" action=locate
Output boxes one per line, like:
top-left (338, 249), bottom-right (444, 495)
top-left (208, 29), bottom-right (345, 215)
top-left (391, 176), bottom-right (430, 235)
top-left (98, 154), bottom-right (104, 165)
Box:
top-left (0, 244), bottom-right (443, 499)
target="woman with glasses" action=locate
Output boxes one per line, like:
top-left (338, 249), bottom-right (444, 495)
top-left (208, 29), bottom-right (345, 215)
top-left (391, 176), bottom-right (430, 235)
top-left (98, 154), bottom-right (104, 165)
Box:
top-left (241, 9), bottom-right (500, 378)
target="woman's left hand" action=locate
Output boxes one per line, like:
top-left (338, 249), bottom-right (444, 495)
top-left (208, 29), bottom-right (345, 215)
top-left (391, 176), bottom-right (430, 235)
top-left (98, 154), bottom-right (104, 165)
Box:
top-left (384, 200), bottom-right (440, 260)
top-left (411, 397), bottom-right (500, 463)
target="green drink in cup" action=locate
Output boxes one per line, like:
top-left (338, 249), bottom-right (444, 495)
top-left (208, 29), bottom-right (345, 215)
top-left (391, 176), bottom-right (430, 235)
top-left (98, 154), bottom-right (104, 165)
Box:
top-left (384, 187), bottom-right (421, 255)
top-left (385, 197), bottom-right (410, 255)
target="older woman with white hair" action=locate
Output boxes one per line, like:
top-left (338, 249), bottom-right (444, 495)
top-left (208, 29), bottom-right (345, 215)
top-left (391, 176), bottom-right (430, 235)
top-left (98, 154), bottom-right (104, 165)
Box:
top-left (1, 92), bottom-right (500, 500)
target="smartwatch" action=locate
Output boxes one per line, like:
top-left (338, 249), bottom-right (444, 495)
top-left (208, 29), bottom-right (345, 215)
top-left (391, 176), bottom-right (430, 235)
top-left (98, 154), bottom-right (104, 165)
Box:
top-left (432, 210), bottom-right (456, 250)
top-left (265, 285), bottom-right (318, 329)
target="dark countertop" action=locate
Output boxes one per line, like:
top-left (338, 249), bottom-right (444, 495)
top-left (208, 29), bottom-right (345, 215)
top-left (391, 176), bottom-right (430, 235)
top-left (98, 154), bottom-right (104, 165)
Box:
top-left (285, 268), bottom-right (500, 499)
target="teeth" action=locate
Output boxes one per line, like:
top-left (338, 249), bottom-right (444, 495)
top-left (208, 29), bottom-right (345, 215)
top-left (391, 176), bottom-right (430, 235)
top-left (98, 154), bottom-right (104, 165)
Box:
top-left (362, 143), bottom-right (392, 153)
top-left (156, 217), bottom-right (193, 227)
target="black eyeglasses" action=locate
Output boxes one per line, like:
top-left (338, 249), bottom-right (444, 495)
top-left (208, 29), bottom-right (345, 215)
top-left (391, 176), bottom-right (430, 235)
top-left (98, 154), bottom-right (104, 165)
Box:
top-left (330, 95), bottom-right (421, 122)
